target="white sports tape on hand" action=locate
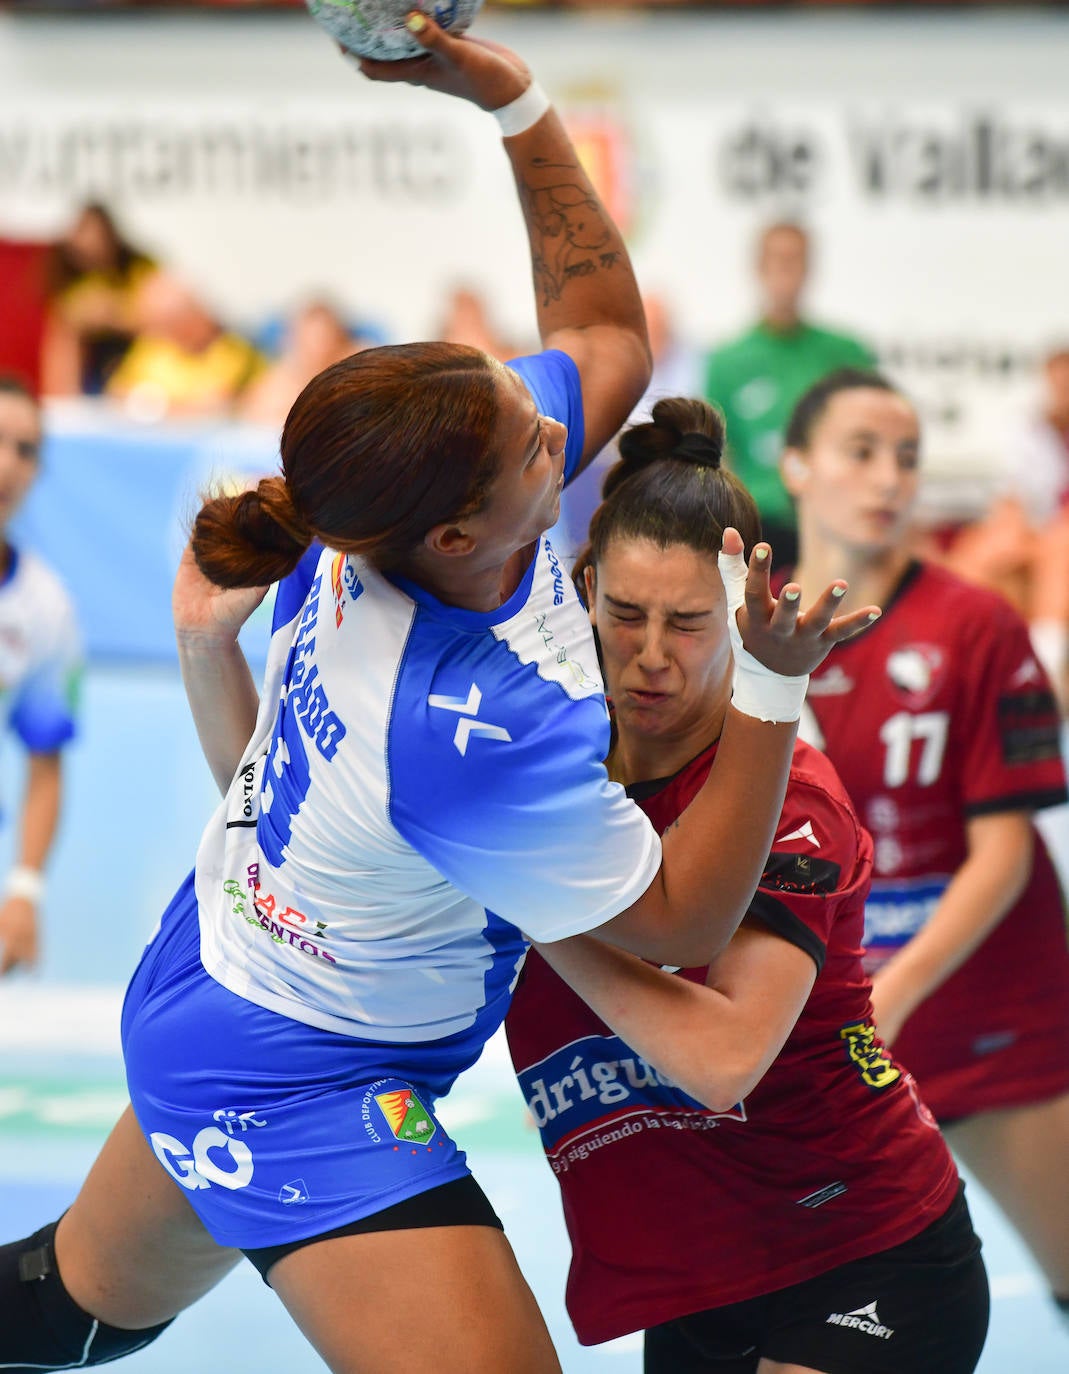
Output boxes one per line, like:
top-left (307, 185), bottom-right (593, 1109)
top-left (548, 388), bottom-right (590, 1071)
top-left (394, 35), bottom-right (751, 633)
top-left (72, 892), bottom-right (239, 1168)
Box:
top-left (492, 82), bottom-right (551, 138)
top-left (5, 865), bottom-right (44, 904)
top-left (717, 546), bottom-right (809, 724)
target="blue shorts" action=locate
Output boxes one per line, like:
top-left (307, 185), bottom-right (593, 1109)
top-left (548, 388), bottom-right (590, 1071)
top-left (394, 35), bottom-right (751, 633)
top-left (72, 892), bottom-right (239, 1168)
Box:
top-left (121, 873), bottom-right (478, 1250)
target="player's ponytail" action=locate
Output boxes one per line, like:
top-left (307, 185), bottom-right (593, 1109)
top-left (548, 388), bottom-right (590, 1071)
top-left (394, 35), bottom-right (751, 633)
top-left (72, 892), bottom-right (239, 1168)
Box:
top-left (574, 397), bottom-right (760, 595)
top-left (192, 477), bottom-right (312, 589)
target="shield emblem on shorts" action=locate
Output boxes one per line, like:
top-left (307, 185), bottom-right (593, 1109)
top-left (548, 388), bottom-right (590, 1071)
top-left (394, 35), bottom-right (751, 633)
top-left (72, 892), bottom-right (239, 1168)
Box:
top-left (374, 1089), bottom-right (437, 1144)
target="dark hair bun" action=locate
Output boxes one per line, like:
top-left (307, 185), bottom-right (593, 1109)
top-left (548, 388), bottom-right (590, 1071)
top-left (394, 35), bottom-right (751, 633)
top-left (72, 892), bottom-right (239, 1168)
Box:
top-left (609, 396), bottom-right (727, 498)
top-left (672, 433), bottom-right (722, 468)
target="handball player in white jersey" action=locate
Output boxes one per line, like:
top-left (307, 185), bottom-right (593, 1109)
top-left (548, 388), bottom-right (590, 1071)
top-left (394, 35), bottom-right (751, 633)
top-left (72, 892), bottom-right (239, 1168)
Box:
top-left (0, 20), bottom-right (871, 1374)
top-left (0, 375), bottom-right (81, 976)
top-left (781, 367), bottom-right (1069, 1333)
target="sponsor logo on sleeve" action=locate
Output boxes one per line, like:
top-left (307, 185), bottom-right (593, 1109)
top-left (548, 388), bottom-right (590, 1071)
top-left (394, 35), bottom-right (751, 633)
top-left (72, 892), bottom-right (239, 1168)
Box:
top-left (996, 688), bottom-right (1063, 765)
top-left (777, 818), bottom-right (821, 847)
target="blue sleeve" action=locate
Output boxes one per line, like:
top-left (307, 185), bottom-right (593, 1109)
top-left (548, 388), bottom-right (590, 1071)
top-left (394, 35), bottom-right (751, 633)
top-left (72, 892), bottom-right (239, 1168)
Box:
top-left (507, 350), bottom-right (586, 486)
top-left (10, 681), bottom-right (79, 753)
top-left (10, 589), bottom-right (82, 753)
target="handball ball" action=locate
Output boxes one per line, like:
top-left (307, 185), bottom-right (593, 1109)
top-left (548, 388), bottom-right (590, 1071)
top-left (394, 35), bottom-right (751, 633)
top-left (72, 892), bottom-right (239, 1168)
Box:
top-left (306, 0), bottom-right (483, 62)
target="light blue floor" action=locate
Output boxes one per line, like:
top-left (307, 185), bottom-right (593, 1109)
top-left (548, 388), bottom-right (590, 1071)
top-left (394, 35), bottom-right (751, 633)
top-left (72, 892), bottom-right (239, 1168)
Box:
top-left (0, 667), bottom-right (1065, 1369)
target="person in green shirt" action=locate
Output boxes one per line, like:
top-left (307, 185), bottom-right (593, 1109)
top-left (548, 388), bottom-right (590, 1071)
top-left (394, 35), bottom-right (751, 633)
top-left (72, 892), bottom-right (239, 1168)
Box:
top-left (704, 221), bottom-right (875, 564)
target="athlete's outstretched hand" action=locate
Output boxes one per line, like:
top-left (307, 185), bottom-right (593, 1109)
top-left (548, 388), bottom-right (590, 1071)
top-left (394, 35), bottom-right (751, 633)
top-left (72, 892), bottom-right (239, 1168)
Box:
top-left (172, 544), bottom-right (269, 649)
top-left (719, 527), bottom-right (879, 680)
top-left (354, 14), bottom-right (531, 113)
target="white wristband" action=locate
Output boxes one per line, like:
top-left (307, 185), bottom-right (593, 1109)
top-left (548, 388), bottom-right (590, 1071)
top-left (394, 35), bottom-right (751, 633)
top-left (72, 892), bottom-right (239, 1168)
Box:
top-left (718, 546), bottom-right (809, 724)
top-left (492, 82), bottom-right (551, 138)
top-left (5, 865), bottom-right (44, 904)
top-left (730, 655), bottom-right (809, 725)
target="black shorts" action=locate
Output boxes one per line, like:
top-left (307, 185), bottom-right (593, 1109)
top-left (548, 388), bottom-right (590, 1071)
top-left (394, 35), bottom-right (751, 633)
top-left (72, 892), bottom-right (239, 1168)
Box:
top-left (643, 1183), bottom-right (989, 1374)
top-left (243, 1174), bottom-right (502, 1283)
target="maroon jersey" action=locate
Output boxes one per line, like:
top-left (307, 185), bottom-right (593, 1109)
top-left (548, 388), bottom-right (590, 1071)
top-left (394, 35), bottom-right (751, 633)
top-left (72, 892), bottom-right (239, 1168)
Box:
top-left (506, 738), bottom-right (958, 1346)
top-left (801, 560), bottom-right (1069, 1121)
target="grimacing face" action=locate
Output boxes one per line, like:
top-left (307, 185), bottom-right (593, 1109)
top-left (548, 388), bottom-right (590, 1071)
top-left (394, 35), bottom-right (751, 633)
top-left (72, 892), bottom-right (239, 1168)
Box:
top-left (0, 391), bottom-right (42, 533)
top-left (783, 387), bottom-right (921, 557)
top-left (588, 537), bottom-right (733, 751)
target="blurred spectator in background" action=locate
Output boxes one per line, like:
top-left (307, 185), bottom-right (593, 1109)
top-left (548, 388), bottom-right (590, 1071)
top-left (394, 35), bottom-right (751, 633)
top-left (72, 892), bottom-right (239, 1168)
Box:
top-left (939, 344), bottom-right (1069, 708)
top-left (704, 220), bottom-right (875, 564)
top-left (635, 291), bottom-right (702, 421)
top-left (549, 290), bottom-right (701, 566)
top-left (0, 376), bottom-right (81, 975)
top-left (40, 202), bottom-right (157, 397)
top-left (1009, 345), bottom-right (1069, 521)
top-left (432, 282), bottom-right (523, 361)
top-left (238, 296), bottom-right (374, 427)
top-left (105, 269), bottom-right (265, 419)
top-left (1000, 342), bottom-right (1066, 703)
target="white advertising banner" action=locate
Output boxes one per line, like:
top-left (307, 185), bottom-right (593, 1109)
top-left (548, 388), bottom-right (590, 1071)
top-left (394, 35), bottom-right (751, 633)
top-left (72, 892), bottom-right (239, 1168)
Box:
top-left (1, 9), bottom-right (1067, 489)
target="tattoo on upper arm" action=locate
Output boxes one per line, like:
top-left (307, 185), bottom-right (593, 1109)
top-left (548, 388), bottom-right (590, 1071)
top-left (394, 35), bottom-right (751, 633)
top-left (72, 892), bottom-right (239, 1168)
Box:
top-left (520, 158), bottom-right (619, 307)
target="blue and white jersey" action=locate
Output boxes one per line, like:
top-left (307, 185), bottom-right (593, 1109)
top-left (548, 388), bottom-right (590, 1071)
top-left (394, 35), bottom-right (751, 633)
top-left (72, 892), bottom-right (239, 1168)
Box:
top-left (195, 351), bottom-right (662, 1047)
top-left (0, 547), bottom-right (81, 806)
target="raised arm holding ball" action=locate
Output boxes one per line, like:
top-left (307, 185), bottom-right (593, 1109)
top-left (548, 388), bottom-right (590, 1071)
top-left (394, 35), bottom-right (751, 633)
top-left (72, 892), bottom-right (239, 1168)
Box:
top-left (0, 19), bottom-right (873, 1374)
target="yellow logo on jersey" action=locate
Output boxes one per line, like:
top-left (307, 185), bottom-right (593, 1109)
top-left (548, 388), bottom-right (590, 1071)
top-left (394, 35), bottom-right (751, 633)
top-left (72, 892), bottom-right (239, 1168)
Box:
top-left (839, 1021), bottom-right (900, 1090)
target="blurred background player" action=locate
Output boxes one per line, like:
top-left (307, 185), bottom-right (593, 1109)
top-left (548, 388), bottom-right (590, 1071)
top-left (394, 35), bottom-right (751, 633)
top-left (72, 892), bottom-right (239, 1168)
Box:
top-left (781, 367), bottom-right (1069, 1333)
top-left (937, 342), bottom-right (1069, 708)
top-left (0, 375), bottom-right (82, 974)
top-left (704, 221), bottom-right (875, 566)
top-left (507, 397), bottom-right (988, 1374)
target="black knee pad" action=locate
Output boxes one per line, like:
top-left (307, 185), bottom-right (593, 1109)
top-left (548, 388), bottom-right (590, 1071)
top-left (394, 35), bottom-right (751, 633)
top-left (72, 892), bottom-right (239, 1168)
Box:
top-left (0, 1219), bottom-right (173, 1369)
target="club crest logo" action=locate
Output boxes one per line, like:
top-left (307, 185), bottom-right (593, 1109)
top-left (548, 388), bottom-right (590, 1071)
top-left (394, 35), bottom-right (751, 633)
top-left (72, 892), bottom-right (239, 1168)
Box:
top-left (374, 1088), bottom-right (437, 1144)
top-left (886, 644), bottom-right (945, 708)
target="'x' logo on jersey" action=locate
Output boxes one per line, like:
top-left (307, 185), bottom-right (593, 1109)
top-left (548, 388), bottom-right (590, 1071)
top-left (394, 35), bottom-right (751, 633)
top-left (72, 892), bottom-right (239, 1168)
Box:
top-left (428, 683), bottom-right (513, 756)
